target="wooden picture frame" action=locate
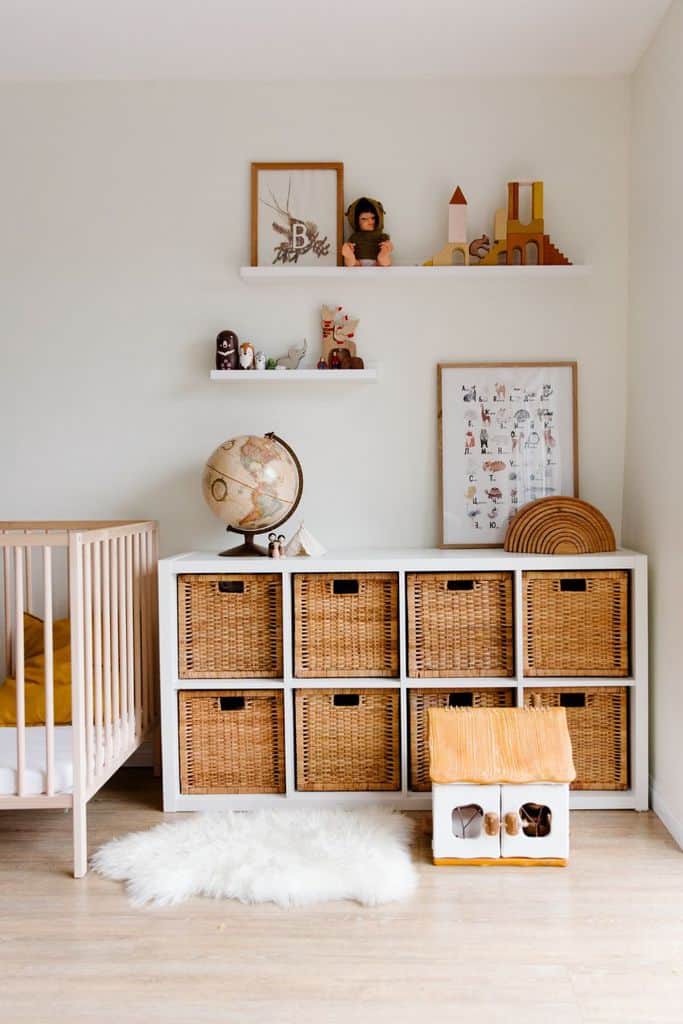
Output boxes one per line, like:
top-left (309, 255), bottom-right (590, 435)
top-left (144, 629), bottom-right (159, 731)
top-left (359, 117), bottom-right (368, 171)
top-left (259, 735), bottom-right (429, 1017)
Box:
top-left (250, 162), bottom-right (344, 267)
top-left (438, 361), bottom-right (578, 548)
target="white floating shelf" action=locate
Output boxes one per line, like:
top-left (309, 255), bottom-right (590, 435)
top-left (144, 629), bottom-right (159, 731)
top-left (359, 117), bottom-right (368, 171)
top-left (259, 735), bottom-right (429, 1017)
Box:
top-left (240, 264), bottom-right (591, 282)
top-left (210, 368), bottom-right (378, 382)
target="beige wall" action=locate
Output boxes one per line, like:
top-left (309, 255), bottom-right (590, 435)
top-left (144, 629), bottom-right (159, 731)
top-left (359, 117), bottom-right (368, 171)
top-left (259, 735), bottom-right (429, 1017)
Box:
top-left (0, 79), bottom-right (628, 557)
top-left (624, 0), bottom-right (683, 845)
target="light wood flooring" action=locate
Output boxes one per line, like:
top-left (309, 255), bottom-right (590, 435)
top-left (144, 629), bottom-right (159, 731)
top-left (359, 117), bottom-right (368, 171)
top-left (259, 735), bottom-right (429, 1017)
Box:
top-left (2, 771), bottom-right (682, 1024)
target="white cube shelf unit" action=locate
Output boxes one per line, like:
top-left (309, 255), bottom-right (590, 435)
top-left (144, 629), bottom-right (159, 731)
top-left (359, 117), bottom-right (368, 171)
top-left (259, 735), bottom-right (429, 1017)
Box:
top-left (159, 548), bottom-right (648, 813)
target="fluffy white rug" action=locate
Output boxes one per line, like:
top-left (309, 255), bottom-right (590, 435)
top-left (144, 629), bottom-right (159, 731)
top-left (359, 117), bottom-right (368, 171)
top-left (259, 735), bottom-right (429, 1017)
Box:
top-left (92, 808), bottom-right (418, 908)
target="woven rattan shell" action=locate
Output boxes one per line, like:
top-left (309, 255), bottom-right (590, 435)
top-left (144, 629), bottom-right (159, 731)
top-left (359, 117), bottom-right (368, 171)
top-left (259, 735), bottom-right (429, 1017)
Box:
top-left (523, 570), bottom-right (629, 677)
top-left (293, 573), bottom-right (399, 678)
top-left (408, 687), bottom-right (516, 791)
top-left (524, 686), bottom-right (628, 790)
top-left (504, 496), bottom-right (616, 554)
top-left (294, 688), bottom-right (400, 791)
top-left (178, 574), bottom-right (282, 678)
top-left (178, 689), bottom-right (285, 794)
top-left (407, 572), bottom-right (514, 678)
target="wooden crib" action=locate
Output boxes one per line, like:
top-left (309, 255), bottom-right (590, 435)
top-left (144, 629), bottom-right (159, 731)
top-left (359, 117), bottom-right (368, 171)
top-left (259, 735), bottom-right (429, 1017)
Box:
top-left (0, 521), bottom-right (159, 876)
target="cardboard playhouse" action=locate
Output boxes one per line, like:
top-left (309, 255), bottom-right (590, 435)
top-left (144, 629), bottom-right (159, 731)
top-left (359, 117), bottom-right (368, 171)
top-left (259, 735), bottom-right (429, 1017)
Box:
top-left (429, 707), bottom-right (576, 867)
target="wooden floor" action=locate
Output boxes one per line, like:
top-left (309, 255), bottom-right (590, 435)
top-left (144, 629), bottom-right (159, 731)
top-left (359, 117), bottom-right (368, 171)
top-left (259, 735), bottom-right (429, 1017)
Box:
top-left (2, 772), bottom-right (682, 1024)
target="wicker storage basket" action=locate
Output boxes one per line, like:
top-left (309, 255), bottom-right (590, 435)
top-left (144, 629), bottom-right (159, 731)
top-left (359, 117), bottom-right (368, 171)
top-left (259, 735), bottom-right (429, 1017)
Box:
top-left (407, 572), bottom-right (514, 678)
top-left (178, 574), bottom-right (282, 679)
top-left (524, 686), bottom-right (629, 790)
top-left (293, 573), bottom-right (399, 678)
top-left (408, 687), bottom-right (516, 791)
top-left (523, 570), bottom-right (629, 677)
top-left (178, 689), bottom-right (285, 794)
top-left (294, 688), bottom-right (400, 791)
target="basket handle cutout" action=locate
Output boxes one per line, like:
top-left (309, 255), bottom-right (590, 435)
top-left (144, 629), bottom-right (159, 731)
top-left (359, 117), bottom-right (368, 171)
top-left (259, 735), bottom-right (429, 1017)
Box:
top-left (559, 578), bottom-right (586, 592)
top-left (560, 692), bottom-right (586, 708)
top-left (333, 579), bottom-right (359, 595)
top-left (447, 579), bottom-right (474, 591)
top-left (219, 696), bottom-right (246, 711)
top-left (218, 580), bottom-right (245, 594)
top-left (333, 693), bottom-right (360, 707)
top-left (449, 692), bottom-right (474, 707)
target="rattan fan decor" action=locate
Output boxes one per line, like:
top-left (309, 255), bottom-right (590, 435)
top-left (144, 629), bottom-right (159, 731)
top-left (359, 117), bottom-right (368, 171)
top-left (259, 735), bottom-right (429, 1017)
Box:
top-left (504, 497), bottom-right (616, 554)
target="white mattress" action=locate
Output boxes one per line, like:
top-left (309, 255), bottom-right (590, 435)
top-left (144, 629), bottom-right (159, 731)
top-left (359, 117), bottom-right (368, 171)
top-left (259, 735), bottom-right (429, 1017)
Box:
top-left (0, 726), bottom-right (75, 796)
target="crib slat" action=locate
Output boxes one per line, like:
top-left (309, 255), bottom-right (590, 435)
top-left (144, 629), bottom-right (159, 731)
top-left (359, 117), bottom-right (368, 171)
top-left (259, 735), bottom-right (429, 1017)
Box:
top-left (110, 538), bottom-right (121, 756)
top-left (3, 545), bottom-right (11, 678)
top-left (92, 542), bottom-right (104, 774)
top-left (24, 532), bottom-right (33, 616)
top-left (142, 529), bottom-right (152, 735)
top-left (118, 536), bottom-right (128, 739)
top-left (14, 548), bottom-right (26, 797)
top-left (125, 534), bottom-right (135, 745)
top-left (43, 546), bottom-right (55, 796)
top-left (102, 539), bottom-right (113, 764)
top-left (83, 545), bottom-right (94, 785)
top-left (133, 532), bottom-right (142, 741)
top-left (151, 527), bottom-right (159, 720)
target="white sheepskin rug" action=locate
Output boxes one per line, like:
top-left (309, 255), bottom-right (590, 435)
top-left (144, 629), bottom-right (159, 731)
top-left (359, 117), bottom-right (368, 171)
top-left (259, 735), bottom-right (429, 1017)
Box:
top-left (92, 808), bottom-right (417, 908)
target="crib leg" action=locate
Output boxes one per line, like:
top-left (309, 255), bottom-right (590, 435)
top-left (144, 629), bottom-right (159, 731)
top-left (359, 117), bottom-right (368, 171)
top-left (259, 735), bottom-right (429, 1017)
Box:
top-left (73, 800), bottom-right (88, 878)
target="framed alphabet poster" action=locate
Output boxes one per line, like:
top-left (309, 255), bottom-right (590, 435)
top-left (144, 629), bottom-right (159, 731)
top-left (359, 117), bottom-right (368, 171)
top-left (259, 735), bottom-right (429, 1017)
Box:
top-left (251, 162), bottom-right (344, 267)
top-left (438, 362), bottom-right (578, 548)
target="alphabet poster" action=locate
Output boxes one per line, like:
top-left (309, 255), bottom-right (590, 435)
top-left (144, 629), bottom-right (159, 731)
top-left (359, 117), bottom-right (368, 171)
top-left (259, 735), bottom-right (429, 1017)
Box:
top-left (439, 363), bottom-right (577, 547)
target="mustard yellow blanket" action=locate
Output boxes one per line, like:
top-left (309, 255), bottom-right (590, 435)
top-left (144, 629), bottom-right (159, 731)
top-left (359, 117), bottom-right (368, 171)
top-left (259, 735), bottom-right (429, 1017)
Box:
top-left (0, 613), bottom-right (72, 726)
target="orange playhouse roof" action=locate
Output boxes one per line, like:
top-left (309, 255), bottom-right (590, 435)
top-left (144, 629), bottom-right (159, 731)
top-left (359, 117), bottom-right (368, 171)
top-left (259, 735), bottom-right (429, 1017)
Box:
top-left (428, 707), bottom-right (576, 785)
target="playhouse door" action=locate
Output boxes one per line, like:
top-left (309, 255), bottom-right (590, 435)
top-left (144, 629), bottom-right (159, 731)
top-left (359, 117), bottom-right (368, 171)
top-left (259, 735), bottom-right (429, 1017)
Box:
top-left (432, 783), bottom-right (501, 860)
top-left (500, 784), bottom-right (569, 861)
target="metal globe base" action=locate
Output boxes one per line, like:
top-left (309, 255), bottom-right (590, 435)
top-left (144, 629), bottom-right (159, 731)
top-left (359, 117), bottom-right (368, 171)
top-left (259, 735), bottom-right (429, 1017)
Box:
top-left (219, 528), bottom-right (269, 557)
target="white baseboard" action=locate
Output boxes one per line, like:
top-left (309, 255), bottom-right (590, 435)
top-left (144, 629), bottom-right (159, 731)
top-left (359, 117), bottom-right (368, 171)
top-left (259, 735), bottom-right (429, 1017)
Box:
top-left (650, 781), bottom-right (683, 850)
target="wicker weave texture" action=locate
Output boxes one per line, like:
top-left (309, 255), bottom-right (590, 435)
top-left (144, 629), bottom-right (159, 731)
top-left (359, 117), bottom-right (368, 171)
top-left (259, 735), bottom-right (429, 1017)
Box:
top-left (178, 689), bottom-right (285, 794)
top-left (523, 570), bottom-right (629, 677)
top-left (408, 687), bottom-right (516, 791)
top-left (524, 686), bottom-right (629, 790)
top-left (407, 572), bottom-right (514, 678)
top-left (178, 574), bottom-right (283, 679)
top-left (294, 688), bottom-right (401, 791)
top-left (293, 573), bottom-right (399, 678)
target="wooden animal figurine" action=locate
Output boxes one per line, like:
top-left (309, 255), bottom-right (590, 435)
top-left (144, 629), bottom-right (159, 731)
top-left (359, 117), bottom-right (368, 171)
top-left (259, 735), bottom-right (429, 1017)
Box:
top-left (255, 350), bottom-right (266, 371)
top-left (239, 342), bottom-right (255, 369)
top-left (469, 234), bottom-right (491, 262)
top-left (216, 330), bottom-right (239, 370)
top-left (342, 197), bottom-right (392, 266)
top-left (276, 338), bottom-right (307, 369)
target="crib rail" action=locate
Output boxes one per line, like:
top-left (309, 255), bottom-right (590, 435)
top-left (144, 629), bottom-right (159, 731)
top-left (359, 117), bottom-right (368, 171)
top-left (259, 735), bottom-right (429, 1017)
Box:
top-left (0, 521), bottom-right (158, 804)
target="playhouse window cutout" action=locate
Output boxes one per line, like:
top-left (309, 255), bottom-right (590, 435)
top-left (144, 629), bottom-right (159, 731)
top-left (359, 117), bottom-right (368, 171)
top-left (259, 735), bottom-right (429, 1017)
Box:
top-left (520, 803), bottom-right (552, 838)
top-left (452, 804), bottom-right (484, 839)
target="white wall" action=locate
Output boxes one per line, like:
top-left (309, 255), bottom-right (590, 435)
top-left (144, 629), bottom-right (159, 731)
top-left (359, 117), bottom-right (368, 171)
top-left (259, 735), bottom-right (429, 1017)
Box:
top-left (0, 79), bottom-right (628, 556)
top-left (624, 0), bottom-right (683, 845)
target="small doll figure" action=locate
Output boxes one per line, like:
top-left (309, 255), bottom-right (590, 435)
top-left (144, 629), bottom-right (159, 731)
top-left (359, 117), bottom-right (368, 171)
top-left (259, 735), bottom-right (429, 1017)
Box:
top-left (268, 533), bottom-right (285, 558)
top-left (216, 330), bottom-right (239, 370)
top-left (342, 197), bottom-right (393, 267)
top-left (317, 358), bottom-right (328, 370)
top-left (239, 342), bottom-right (255, 369)
top-left (255, 350), bottom-right (266, 370)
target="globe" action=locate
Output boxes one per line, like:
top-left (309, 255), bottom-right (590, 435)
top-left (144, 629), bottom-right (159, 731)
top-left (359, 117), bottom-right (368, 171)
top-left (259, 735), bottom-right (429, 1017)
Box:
top-left (202, 432), bottom-right (303, 555)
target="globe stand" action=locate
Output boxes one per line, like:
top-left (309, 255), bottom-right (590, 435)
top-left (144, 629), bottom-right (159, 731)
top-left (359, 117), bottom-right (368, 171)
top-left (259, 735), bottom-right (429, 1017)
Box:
top-left (219, 528), bottom-right (268, 557)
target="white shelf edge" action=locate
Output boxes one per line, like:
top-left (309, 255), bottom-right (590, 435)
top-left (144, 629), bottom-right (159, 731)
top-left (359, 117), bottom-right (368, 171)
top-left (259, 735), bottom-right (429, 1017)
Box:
top-left (210, 368), bottom-right (378, 382)
top-left (240, 264), bottom-right (591, 282)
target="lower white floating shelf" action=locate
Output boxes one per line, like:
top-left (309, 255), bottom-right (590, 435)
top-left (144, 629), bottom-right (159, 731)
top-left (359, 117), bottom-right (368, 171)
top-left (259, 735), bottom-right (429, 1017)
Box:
top-left (210, 368), bottom-right (378, 382)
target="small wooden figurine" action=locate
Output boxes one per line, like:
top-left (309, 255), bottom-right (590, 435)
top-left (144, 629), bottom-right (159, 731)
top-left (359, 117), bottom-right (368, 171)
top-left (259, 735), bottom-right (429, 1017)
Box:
top-left (275, 338), bottom-right (307, 369)
top-left (342, 197), bottom-right (392, 267)
top-left (216, 330), bottom-right (239, 370)
top-left (239, 342), bottom-right (255, 369)
top-left (267, 532), bottom-right (285, 558)
top-left (255, 350), bottom-right (266, 370)
top-left (425, 186), bottom-right (469, 266)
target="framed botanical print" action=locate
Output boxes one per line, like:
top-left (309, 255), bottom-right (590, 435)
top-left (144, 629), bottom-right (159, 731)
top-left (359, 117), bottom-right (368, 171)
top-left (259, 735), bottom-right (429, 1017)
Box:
top-left (250, 162), bottom-right (344, 267)
top-left (438, 362), bottom-right (578, 548)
